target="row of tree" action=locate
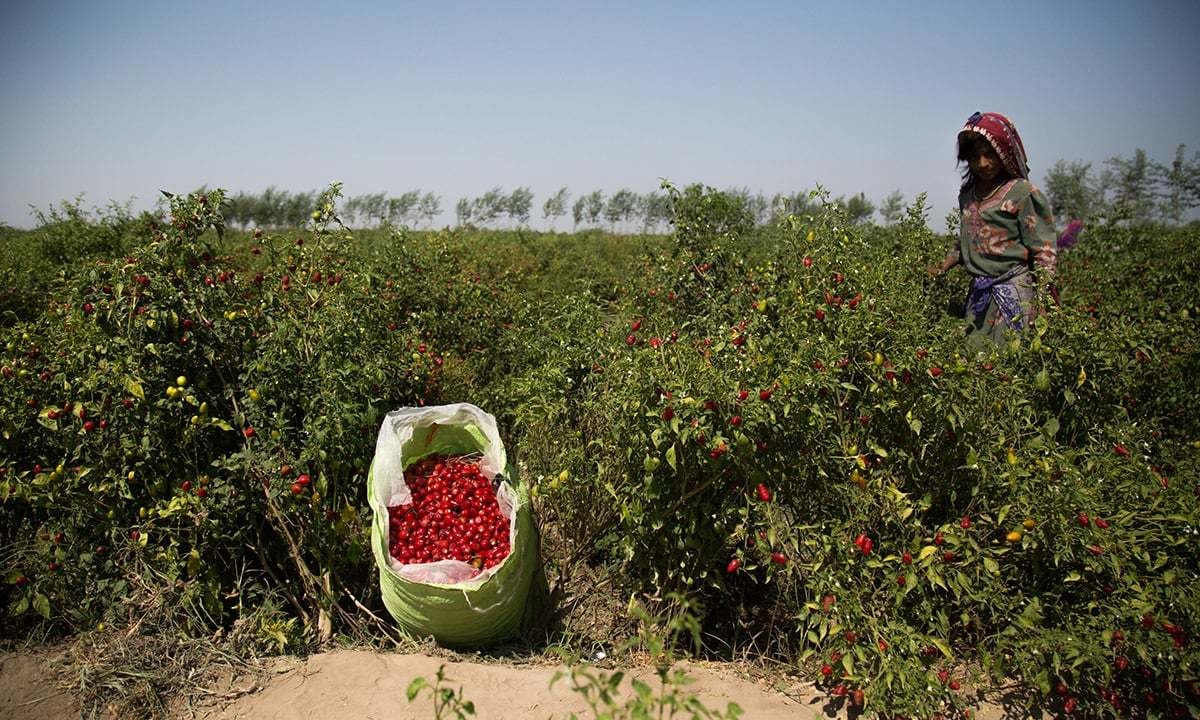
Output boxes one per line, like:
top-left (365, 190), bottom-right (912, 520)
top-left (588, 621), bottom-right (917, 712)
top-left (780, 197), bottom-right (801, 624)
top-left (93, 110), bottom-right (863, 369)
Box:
top-left (456, 186), bottom-right (674, 231)
top-left (218, 185), bottom-right (897, 231)
top-left (456, 186), bottom-right (894, 231)
top-left (1043, 144), bottom-right (1199, 223)
top-left (213, 145), bottom-right (1198, 231)
top-left (222, 188), bottom-right (443, 229)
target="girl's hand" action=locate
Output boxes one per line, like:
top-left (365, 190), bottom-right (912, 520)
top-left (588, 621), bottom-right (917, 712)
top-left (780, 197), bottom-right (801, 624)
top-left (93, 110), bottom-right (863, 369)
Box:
top-left (928, 253), bottom-right (958, 277)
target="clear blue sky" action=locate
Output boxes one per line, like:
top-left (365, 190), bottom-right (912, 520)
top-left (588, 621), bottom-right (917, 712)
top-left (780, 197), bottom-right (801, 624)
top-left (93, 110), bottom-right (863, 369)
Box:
top-left (2, 1), bottom-right (1198, 229)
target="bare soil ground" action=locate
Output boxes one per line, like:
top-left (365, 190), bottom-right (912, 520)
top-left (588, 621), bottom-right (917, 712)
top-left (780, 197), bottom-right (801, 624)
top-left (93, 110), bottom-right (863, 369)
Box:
top-left (1, 645), bottom-right (1035, 719)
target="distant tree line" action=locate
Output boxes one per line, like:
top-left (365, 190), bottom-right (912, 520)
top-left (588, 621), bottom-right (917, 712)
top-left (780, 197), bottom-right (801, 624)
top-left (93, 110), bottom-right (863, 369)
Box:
top-left (217, 185), bottom-right (894, 231)
top-left (456, 186), bottom-right (887, 231)
top-left (222, 187), bottom-right (442, 229)
top-left (454, 187), bottom-right (536, 228)
top-left (211, 145), bottom-right (1198, 232)
top-left (223, 187), bottom-right (321, 229)
top-left (1043, 144), bottom-right (1200, 225)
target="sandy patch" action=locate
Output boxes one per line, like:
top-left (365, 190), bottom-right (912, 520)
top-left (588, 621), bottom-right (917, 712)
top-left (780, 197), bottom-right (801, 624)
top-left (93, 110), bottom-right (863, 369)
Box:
top-left (200, 650), bottom-right (812, 719)
top-left (0, 644), bottom-right (1036, 719)
top-left (0, 650), bottom-right (78, 720)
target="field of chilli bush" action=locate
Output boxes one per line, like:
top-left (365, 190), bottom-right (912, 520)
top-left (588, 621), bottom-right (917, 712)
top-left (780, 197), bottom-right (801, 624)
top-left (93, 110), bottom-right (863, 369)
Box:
top-left (1, 183), bottom-right (1198, 718)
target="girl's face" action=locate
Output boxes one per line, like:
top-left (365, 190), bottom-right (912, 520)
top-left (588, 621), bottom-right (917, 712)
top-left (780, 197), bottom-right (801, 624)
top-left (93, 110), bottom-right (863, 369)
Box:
top-left (962, 135), bottom-right (1004, 185)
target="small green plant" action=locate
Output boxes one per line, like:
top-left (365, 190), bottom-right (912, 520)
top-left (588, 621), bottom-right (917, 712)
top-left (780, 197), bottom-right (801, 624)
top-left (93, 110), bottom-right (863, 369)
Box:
top-left (552, 595), bottom-right (743, 720)
top-left (406, 665), bottom-right (476, 719)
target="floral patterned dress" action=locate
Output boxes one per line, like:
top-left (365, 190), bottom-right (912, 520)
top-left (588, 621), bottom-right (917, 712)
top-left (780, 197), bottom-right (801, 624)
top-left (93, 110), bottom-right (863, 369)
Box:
top-left (947, 178), bottom-right (1057, 343)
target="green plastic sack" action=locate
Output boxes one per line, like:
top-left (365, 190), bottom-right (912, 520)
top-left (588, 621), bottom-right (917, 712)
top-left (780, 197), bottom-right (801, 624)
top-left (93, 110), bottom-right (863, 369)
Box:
top-left (368, 403), bottom-right (539, 647)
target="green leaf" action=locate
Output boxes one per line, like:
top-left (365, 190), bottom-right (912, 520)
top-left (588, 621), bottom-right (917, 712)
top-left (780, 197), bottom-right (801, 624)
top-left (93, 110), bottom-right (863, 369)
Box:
top-left (665, 445), bottom-right (677, 472)
top-left (918, 545), bottom-right (937, 561)
top-left (13, 595), bottom-right (29, 615)
top-left (983, 557), bottom-right (1000, 575)
top-left (125, 378), bottom-right (145, 401)
top-left (1015, 599), bottom-right (1044, 629)
top-left (905, 409), bottom-right (922, 435)
top-left (1041, 416), bottom-right (1060, 438)
top-left (406, 677), bottom-right (428, 702)
top-left (33, 593), bottom-right (50, 619)
top-left (1035, 669), bottom-right (1051, 696)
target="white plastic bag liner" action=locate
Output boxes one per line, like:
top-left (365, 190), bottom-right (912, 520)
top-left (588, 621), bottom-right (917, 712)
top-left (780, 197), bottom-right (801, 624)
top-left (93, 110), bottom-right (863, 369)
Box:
top-left (373, 402), bottom-right (507, 506)
top-left (371, 402), bottom-right (514, 584)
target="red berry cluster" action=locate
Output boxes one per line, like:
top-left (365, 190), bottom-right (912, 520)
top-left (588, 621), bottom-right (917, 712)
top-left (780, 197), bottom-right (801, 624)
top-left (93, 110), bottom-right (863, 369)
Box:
top-left (387, 455), bottom-right (511, 572)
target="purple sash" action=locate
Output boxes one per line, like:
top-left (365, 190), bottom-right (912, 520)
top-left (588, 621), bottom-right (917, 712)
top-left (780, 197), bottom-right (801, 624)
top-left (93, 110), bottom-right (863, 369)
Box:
top-left (966, 266), bottom-right (1028, 330)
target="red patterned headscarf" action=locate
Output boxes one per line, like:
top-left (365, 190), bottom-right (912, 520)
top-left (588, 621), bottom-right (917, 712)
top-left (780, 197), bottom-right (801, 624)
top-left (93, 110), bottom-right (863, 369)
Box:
top-left (958, 111), bottom-right (1030, 181)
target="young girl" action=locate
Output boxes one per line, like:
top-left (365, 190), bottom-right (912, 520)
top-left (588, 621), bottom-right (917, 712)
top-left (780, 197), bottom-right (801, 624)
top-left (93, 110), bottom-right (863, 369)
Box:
top-left (930, 111), bottom-right (1057, 344)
